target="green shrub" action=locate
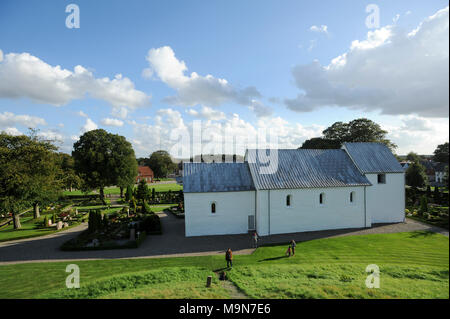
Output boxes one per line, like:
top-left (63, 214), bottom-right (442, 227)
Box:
top-left (420, 196), bottom-right (428, 214)
top-left (139, 213), bottom-right (161, 234)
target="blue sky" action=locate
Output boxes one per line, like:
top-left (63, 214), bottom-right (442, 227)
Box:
top-left (0, 0), bottom-right (448, 157)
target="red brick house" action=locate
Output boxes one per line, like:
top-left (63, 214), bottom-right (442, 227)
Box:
top-left (136, 166), bottom-right (154, 183)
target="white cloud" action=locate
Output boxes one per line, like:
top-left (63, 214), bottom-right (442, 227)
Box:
top-left (286, 6), bottom-right (449, 118)
top-left (2, 127), bottom-right (22, 136)
top-left (0, 111), bottom-right (46, 128)
top-left (81, 118), bottom-right (98, 133)
top-left (393, 14), bottom-right (400, 23)
top-left (186, 106), bottom-right (226, 121)
top-left (310, 25), bottom-right (328, 33)
top-left (77, 110), bottom-right (88, 117)
top-left (100, 118), bottom-right (124, 127)
top-left (37, 130), bottom-right (65, 142)
top-left (0, 49), bottom-right (3, 62)
top-left (130, 108), bottom-right (324, 158)
top-left (145, 46), bottom-right (260, 107)
top-left (0, 52), bottom-right (151, 116)
top-left (248, 100), bottom-right (273, 118)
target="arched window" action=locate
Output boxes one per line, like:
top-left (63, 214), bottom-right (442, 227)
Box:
top-left (211, 202), bottom-right (216, 214)
top-left (319, 193), bottom-right (325, 205)
top-left (350, 191), bottom-right (355, 203)
top-left (286, 195), bottom-right (292, 207)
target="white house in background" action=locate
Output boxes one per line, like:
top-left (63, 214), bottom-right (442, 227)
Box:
top-left (183, 142), bottom-right (405, 237)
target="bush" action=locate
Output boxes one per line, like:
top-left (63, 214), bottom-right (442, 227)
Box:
top-left (88, 210), bottom-right (103, 233)
top-left (142, 201), bottom-right (152, 214)
top-left (139, 213), bottom-right (161, 234)
top-left (420, 196), bottom-right (428, 214)
top-left (43, 215), bottom-right (49, 228)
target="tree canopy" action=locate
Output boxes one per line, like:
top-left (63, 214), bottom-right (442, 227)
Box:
top-left (0, 131), bottom-right (62, 228)
top-left (405, 161), bottom-right (428, 189)
top-left (147, 150), bottom-right (177, 178)
top-left (433, 142), bottom-right (449, 163)
top-left (72, 129), bottom-right (137, 203)
top-left (301, 118), bottom-right (396, 150)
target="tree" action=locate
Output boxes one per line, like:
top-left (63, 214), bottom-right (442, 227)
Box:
top-left (433, 142), bottom-right (449, 163)
top-left (56, 153), bottom-right (82, 192)
top-left (125, 185), bottom-right (133, 202)
top-left (136, 179), bottom-right (149, 204)
top-left (444, 166), bottom-right (449, 188)
top-left (405, 162), bottom-right (428, 189)
top-left (72, 129), bottom-right (137, 205)
top-left (406, 152), bottom-right (421, 163)
top-left (300, 138), bottom-right (341, 149)
top-left (302, 118), bottom-right (396, 150)
top-left (0, 132), bottom-right (61, 228)
top-left (147, 150), bottom-right (177, 178)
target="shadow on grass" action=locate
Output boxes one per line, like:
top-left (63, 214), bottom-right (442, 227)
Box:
top-left (213, 267), bottom-right (229, 272)
top-left (258, 255), bottom-right (289, 262)
top-left (408, 230), bottom-right (436, 238)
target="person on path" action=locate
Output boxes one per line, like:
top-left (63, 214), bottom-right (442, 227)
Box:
top-left (253, 232), bottom-right (259, 248)
top-left (290, 240), bottom-right (296, 256)
top-left (226, 248), bottom-right (233, 268)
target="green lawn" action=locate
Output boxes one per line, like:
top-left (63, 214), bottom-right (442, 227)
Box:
top-left (63, 183), bottom-right (183, 196)
top-left (0, 214), bottom-right (82, 242)
top-left (0, 231), bottom-right (448, 299)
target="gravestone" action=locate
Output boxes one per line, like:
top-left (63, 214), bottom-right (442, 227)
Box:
top-left (206, 276), bottom-right (212, 287)
top-left (48, 219), bottom-right (52, 226)
top-left (57, 221), bottom-right (63, 230)
top-left (63, 222), bottom-right (69, 228)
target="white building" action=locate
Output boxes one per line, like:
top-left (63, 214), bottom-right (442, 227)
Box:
top-left (183, 143), bottom-right (405, 237)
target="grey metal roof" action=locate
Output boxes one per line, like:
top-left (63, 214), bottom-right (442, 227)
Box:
top-left (183, 162), bottom-right (255, 193)
top-left (343, 142), bottom-right (404, 174)
top-left (246, 149), bottom-right (371, 190)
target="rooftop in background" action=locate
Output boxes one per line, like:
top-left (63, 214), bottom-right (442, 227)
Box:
top-left (183, 162), bottom-right (255, 193)
top-left (138, 166), bottom-right (154, 176)
top-left (246, 149), bottom-right (371, 190)
top-left (343, 142), bottom-right (404, 174)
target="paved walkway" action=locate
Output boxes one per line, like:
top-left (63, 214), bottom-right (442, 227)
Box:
top-left (0, 212), bottom-right (447, 265)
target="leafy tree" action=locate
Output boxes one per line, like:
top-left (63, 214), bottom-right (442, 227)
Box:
top-left (125, 185), bottom-right (133, 202)
top-left (301, 118), bottom-right (396, 150)
top-left (147, 150), bottom-right (177, 178)
top-left (405, 161), bottom-right (428, 189)
top-left (56, 153), bottom-right (82, 192)
top-left (406, 152), bottom-right (421, 163)
top-left (444, 166), bottom-right (449, 187)
top-left (419, 196), bottom-right (428, 215)
top-left (433, 142), bottom-right (449, 163)
top-left (72, 129), bottom-right (137, 205)
top-left (299, 138), bottom-right (341, 149)
top-left (136, 179), bottom-right (149, 204)
top-left (0, 132), bottom-right (61, 228)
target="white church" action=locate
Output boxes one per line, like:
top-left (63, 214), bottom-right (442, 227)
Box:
top-left (182, 142), bottom-right (405, 237)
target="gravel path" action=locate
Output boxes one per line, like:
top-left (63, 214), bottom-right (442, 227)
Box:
top-left (0, 213), bottom-right (447, 265)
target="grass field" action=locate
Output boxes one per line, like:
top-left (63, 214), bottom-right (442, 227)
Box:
top-left (0, 214), bottom-right (83, 243)
top-left (62, 183), bottom-right (183, 196)
top-left (0, 231), bottom-right (448, 299)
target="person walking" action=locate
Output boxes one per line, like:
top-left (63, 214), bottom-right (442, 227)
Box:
top-left (253, 232), bottom-right (259, 248)
top-left (290, 240), bottom-right (296, 256)
top-left (225, 248), bottom-right (233, 268)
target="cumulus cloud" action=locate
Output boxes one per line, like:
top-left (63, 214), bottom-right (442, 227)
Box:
top-left (145, 46), bottom-right (260, 107)
top-left (248, 100), bottom-right (273, 118)
top-left (286, 6), bottom-right (449, 118)
top-left (0, 52), bottom-right (151, 116)
top-left (0, 111), bottom-right (46, 128)
top-left (77, 110), bottom-right (88, 118)
top-left (1, 127), bottom-right (22, 136)
top-left (130, 108), bottom-right (324, 158)
top-left (100, 118), bottom-right (124, 127)
top-left (81, 118), bottom-right (98, 133)
top-left (186, 106), bottom-right (226, 121)
top-left (310, 25), bottom-right (328, 33)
